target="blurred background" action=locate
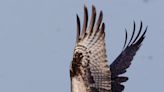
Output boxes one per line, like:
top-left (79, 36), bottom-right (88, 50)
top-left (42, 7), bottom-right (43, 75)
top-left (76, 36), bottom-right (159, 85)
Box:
top-left (0, 0), bottom-right (163, 92)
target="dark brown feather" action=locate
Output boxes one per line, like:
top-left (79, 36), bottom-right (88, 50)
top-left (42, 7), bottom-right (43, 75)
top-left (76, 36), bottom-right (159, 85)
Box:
top-left (81, 5), bottom-right (88, 39)
top-left (88, 5), bottom-right (96, 36)
top-left (76, 15), bottom-right (81, 43)
top-left (110, 21), bottom-right (147, 92)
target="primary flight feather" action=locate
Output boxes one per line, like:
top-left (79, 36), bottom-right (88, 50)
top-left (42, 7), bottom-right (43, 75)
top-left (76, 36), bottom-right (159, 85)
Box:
top-left (70, 5), bottom-right (147, 92)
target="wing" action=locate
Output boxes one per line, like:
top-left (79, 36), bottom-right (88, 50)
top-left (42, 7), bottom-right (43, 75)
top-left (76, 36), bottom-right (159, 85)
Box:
top-left (110, 22), bottom-right (147, 92)
top-left (70, 6), bottom-right (111, 92)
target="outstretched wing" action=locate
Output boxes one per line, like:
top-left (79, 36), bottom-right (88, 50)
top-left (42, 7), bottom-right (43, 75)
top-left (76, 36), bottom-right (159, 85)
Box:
top-left (70, 6), bottom-right (111, 92)
top-left (110, 22), bottom-right (147, 92)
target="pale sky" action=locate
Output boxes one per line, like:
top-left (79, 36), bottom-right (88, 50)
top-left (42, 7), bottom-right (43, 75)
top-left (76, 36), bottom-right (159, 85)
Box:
top-left (0, 0), bottom-right (163, 92)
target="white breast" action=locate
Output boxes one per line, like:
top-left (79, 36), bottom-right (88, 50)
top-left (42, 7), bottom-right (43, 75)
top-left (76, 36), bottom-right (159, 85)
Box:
top-left (71, 76), bottom-right (88, 92)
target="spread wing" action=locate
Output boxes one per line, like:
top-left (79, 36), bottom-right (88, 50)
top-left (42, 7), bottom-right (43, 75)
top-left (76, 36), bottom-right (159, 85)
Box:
top-left (70, 6), bottom-right (111, 92)
top-left (110, 22), bottom-right (147, 92)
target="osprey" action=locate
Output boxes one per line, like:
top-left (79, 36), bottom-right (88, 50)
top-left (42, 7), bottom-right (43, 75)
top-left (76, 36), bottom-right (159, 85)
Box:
top-left (70, 5), bottom-right (147, 92)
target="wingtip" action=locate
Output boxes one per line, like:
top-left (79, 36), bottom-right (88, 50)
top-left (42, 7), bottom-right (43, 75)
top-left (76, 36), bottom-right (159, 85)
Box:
top-left (122, 29), bottom-right (128, 49)
top-left (101, 22), bottom-right (105, 32)
top-left (100, 10), bottom-right (103, 19)
top-left (133, 21), bottom-right (136, 28)
top-left (76, 14), bottom-right (81, 43)
top-left (140, 21), bottom-right (143, 28)
top-left (84, 5), bottom-right (87, 10)
top-left (98, 10), bottom-right (103, 24)
top-left (92, 5), bottom-right (96, 10)
top-left (92, 5), bottom-right (96, 16)
top-left (84, 5), bottom-right (88, 15)
top-left (142, 25), bottom-right (148, 38)
top-left (76, 14), bottom-right (80, 21)
top-left (83, 5), bottom-right (88, 20)
top-left (81, 5), bottom-right (88, 39)
top-left (76, 14), bottom-right (80, 28)
top-left (140, 20), bottom-right (143, 25)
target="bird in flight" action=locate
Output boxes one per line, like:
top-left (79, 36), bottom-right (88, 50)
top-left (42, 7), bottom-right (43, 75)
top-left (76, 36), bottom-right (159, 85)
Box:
top-left (70, 5), bottom-right (147, 92)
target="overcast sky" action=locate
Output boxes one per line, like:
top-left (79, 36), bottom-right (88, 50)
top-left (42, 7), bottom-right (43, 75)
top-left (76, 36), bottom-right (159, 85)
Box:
top-left (0, 0), bottom-right (163, 92)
